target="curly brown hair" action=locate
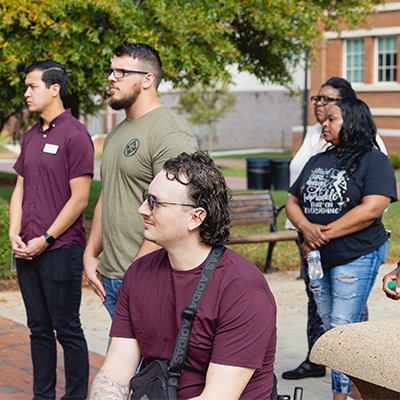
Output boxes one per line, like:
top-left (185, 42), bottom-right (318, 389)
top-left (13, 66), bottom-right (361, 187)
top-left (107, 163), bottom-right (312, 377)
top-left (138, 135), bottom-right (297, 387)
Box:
top-left (163, 151), bottom-right (231, 246)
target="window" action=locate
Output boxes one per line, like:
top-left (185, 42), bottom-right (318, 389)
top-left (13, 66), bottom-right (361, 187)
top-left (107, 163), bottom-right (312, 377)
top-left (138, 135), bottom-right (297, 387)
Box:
top-left (346, 39), bottom-right (364, 83)
top-left (378, 36), bottom-right (397, 82)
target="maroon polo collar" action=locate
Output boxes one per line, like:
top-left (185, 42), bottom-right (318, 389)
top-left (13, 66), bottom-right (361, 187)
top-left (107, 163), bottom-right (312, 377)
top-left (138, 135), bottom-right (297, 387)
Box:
top-left (38, 109), bottom-right (72, 132)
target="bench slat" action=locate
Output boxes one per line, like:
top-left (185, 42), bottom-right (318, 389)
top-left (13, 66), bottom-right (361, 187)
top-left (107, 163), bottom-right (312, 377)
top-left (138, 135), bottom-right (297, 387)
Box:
top-left (228, 230), bottom-right (298, 244)
top-left (232, 210), bottom-right (274, 219)
top-left (232, 204), bottom-right (273, 212)
top-left (231, 218), bottom-right (274, 227)
top-left (231, 192), bottom-right (272, 200)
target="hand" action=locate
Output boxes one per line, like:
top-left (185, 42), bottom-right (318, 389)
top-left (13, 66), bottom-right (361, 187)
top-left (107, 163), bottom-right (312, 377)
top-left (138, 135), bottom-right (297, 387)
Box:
top-left (84, 253), bottom-right (106, 302)
top-left (382, 265), bottom-right (400, 300)
top-left (9, 233), bottom-right (31, 260)
top-left (24, 236), bottom-right (49, 258)
top-left (299, 221), bottom-right (331, 250)
top-left (301, 241), bottom-right (313, 259)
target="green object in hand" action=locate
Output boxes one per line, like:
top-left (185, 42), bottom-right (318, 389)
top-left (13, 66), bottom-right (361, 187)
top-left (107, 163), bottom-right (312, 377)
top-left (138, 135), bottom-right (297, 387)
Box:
top-left (388, 281), bottom-right (396, 290)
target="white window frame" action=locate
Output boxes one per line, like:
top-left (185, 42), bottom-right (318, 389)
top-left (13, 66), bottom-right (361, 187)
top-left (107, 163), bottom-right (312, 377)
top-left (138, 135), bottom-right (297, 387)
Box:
top-left (374, 36), bottom-right (398, 84)
top-left (343, 38), bottom-right (365, 83)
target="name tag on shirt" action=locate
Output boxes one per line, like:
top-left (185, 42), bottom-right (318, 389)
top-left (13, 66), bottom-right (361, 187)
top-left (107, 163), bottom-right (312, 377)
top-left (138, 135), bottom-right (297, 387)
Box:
top-left (43, 143), bottom-right (59, 154)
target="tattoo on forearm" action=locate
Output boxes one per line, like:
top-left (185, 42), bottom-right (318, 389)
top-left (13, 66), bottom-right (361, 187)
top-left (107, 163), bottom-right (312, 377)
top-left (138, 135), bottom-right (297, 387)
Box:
top-left (89, 369), bottom-right (130, 399)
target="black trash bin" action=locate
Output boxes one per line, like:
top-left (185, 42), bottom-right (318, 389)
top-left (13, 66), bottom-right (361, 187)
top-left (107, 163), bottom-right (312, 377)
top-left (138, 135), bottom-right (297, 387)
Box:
top-left (270, 158), bottom-right (291, 191)
top-left (246, 158), bottom-right (271, 190)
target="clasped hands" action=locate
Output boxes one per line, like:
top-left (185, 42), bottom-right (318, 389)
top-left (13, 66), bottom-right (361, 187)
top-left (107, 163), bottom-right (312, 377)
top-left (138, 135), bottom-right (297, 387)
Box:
top-left (298, 221), bottom-right (332, 258)
top-left (10, 234), bottom-right (49, 260)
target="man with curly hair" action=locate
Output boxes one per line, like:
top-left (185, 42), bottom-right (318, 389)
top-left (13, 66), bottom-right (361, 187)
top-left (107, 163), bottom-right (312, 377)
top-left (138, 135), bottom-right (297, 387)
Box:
top-left (89, 151), bottom-right (277, 400)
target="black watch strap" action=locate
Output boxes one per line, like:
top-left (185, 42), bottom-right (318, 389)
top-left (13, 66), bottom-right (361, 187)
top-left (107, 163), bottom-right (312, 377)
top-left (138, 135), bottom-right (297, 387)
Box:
top-left (43, 232), bottom-right (56, 248)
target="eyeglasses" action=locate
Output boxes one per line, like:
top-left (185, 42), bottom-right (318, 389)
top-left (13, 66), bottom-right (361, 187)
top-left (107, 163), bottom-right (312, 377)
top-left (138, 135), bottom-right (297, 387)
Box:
top-left (142, 189), bottom-right (196, 211)
top-left (103, 68), bottom-right (150, 79)
top-left (311, 95), bottom-right (341, 106)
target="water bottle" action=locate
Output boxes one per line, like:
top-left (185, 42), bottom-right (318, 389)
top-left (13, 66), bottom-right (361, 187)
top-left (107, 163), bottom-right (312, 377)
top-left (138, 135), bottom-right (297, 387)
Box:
top-left (307, 250), bottom-right (323, 280)
top-left (293, 386), bottom-right (304, 400)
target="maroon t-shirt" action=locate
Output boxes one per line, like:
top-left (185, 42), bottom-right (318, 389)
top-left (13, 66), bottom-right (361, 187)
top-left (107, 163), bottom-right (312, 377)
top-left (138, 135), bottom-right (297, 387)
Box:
top-left (111, 248), bottom-right (277, 399)
top-left (13, 109), bottom-right (94, 250)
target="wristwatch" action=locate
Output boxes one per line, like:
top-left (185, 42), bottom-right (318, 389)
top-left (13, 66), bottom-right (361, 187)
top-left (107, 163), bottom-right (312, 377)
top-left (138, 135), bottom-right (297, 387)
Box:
top-left (43, 232), bottom-right (56, 248)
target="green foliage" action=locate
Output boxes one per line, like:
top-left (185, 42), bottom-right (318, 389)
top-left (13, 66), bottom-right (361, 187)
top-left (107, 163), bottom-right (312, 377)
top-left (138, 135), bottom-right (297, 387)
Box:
top-left (0, 0), bottom-right (136, 131)
top-left (0, 0), bottom-right (383, 132)
top-left (381, 200), bottom-right (400, 264)
top-left (390, 154), bottom-right (400, 169)
top-left (175, 82), bottom-right (236, 127)
top-left (0, 198), bottom-right (14, 279)
top-left (86, 180), bottom-right (102, 219)
top-left (174, 81), bottom-right (236, 152)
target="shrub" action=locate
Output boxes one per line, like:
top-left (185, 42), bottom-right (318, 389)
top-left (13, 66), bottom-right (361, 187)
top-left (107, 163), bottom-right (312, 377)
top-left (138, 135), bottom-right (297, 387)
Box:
top-left (390, 154), bottom-right (400, 169)
top-left (0, 198), bottom-right (15, 279)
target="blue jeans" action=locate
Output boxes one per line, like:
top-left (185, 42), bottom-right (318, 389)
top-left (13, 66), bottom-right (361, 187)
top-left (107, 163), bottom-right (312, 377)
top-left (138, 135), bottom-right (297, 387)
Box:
top-left (310, 240), bottom-right (389, 395)
top-left (102, 275), bottom-right (123, 319)
top-left (16, 246), bottom-right (89, 400)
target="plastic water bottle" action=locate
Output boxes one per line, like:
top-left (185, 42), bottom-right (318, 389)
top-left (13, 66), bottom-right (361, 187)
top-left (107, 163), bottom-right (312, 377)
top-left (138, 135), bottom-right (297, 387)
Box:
top-left (307, 250), bottom-right (323, 280)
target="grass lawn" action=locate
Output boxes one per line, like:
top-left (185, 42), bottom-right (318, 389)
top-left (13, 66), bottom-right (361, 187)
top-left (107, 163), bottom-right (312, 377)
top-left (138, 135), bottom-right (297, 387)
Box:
top-left (213, 151), bottom-right (292, 160)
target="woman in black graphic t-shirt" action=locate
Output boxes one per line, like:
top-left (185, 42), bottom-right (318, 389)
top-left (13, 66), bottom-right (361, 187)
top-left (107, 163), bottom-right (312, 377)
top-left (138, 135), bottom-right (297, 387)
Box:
top-left (286, 98), bottom-right (397, 400)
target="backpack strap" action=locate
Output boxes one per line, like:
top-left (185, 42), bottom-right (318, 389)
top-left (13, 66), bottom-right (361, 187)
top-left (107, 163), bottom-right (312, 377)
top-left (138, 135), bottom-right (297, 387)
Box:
top-left (169, 245), bottom-right (226, 373)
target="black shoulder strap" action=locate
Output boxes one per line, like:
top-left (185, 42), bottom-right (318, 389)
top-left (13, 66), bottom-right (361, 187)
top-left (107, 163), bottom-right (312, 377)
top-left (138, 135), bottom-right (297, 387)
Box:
top-left (169, 245), bottom-right (226, 373)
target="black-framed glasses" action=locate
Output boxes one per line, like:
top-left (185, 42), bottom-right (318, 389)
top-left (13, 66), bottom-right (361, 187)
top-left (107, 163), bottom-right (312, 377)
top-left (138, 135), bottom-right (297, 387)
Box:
top-left (142, 189), bottom-right (196, 211)
top-left (103, 68), bottom-right (150, 79)
top-left (311, 95), bottom-right (341, 106)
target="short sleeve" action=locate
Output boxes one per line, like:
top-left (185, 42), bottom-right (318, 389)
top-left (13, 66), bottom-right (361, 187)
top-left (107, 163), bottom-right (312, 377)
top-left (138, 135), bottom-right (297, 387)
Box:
top-left (211, 288), bottom-right (276, 369)
top-left (362, 151), bottom-right (397, 202)
top-left (110, 267), bottom-right (136, 339)
top-left (13, 146), bottom-right (25, 177)
top-left (288, 156), bottom-right (316, 198)
top-left (67, 128), bottom-right (94, 181)
top-left (13, 129), bottom-right (32, 177)
top-left (151, 131), bottom-right (198, 176)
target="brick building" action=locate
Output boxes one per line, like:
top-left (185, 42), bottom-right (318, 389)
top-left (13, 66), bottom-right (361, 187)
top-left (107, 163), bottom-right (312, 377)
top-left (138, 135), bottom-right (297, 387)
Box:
top-left (294, 0), bottom-right (400, 156)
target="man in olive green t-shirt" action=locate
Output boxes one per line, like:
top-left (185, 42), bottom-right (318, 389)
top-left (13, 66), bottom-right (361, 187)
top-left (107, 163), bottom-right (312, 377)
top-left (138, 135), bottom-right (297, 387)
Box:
top-left (84, 43), bottom-right (198, 318)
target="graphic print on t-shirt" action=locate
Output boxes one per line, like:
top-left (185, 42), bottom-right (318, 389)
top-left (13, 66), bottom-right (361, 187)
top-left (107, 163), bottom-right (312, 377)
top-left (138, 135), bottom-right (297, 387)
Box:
top-left (302, 167), bottom-right (350, 215)
top-left (124, 138), bottom-right (140, 157)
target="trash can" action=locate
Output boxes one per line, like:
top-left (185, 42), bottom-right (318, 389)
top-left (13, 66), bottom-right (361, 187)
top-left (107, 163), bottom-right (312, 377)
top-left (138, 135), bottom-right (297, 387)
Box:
top-left (270, 158), bottom-right (291, 191)
top-left (246, 158), bottom-right (271, 190)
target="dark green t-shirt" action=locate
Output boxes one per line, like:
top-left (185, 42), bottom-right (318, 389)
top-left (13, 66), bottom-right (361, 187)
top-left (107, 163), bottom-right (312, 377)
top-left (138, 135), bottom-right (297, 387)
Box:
top-left (98, 106), bottom-right (198, 279)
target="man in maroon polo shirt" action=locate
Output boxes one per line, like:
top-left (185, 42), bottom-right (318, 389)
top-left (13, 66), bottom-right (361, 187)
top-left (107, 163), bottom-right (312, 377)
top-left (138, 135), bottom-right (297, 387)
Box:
top-left (9, 60), bottom-right (94, 400)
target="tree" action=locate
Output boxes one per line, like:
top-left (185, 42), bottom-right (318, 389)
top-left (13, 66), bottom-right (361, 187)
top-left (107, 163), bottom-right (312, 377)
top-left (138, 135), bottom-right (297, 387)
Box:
top-left (174, 82), bottom-right (236, 153)
top-left (0, 0), bottom-right (383, 133)
top-left (0, 0), bottom-right (135, 132)
top-left (129, 0), bottom-right (383, 87)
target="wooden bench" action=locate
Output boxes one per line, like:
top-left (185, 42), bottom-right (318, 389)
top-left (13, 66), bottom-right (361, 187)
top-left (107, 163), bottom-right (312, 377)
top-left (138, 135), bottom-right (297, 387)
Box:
top-left (227, 191), bottom-right (299, 273)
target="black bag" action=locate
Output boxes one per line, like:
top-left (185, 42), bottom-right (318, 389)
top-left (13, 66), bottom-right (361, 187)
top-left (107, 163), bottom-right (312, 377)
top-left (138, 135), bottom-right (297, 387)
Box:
top-left (129, 246), bottom-right (226, 400)
top-left (130, 359), bottom-right (180, 400)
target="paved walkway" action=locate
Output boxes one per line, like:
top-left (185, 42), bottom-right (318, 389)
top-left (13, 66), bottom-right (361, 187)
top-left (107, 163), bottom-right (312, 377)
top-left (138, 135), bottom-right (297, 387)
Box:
top-left (0, 263), bottom-right (398, 399)
top-left (0, 316), bottom-right (104, 400)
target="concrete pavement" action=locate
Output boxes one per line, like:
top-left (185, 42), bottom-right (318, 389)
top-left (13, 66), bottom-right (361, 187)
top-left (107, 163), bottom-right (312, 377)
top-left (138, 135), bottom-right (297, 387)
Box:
top-left (0, 262), bottom-right (398, 399)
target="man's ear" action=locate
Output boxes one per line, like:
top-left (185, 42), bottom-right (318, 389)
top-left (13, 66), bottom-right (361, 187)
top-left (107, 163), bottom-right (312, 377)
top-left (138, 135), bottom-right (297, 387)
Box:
top-left (142, 73), bottom-right (156, 90)
top-left (51, 83), bottom-right (61, 98)
top-left (188, 208), bottom-right (206, 232)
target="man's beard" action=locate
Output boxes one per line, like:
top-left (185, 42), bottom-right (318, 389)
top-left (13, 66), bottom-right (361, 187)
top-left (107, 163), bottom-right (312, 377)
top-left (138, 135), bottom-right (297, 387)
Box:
top-left (109, 85), bottom-right (141, 111)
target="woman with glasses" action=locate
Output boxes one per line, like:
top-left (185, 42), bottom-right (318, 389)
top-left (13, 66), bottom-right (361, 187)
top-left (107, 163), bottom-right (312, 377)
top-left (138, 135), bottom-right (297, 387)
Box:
top-left (286, 98), bottom-right (397, 400)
